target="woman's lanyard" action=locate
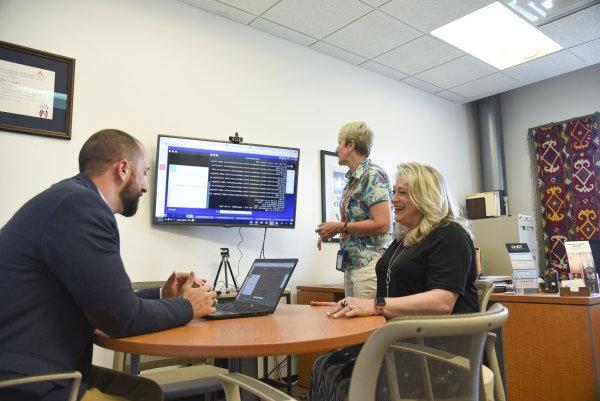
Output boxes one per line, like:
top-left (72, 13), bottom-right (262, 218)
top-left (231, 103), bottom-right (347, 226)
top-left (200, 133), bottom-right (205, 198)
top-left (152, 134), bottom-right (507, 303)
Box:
top-left (340, 177), bottom-right (359, 242)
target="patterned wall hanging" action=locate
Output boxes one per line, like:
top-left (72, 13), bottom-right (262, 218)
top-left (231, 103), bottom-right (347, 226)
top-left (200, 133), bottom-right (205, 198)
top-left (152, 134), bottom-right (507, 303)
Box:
top-left (530, 112), bottom-right (600, 278)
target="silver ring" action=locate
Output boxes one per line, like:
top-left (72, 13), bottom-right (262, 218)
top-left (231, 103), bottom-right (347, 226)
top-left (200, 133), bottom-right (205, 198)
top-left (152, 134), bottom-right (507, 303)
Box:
top-left (340, 300), bottom-right (348, 308)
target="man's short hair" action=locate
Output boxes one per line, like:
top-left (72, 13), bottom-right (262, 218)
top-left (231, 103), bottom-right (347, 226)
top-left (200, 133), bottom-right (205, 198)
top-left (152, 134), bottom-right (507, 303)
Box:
top-left (338, 121), bottom-right (374, 157)
top-left (79, 129), bottom-right (143, 176)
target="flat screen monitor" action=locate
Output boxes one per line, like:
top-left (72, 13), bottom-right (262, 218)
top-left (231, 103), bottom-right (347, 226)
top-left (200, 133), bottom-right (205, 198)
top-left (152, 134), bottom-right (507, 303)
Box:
top-left (153, 134), bottom-right (300, 228)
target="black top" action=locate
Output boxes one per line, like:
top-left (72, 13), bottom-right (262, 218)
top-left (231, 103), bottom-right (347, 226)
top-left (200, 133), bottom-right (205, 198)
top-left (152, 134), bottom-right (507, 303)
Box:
top-left (0, 174), bottom-right (192, 395)
top-left (375, 221), bottom-right (479, 314)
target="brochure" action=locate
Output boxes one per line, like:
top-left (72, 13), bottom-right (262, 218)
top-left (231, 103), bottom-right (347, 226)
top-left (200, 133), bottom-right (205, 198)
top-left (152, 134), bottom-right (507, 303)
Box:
top-left (564, 240), bottom-right (599, 293)
top-left (505, 243), bottom-right (539, 294)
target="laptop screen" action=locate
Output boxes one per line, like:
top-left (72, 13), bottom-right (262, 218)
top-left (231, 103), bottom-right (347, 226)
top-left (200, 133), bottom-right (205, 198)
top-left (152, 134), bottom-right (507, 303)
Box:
top-left (236, 259), bottom-right (297, 307)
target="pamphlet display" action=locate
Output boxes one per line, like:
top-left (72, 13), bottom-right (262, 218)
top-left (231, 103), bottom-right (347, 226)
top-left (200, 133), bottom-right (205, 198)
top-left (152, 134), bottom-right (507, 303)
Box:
top-left (564, 241), bottom-right (599, 294)
top-left (505, 243), bottom-right (539, 294)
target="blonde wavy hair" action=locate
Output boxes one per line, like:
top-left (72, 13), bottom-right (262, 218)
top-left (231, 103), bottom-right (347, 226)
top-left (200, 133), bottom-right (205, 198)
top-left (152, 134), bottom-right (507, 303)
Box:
top-left (395, 162), bottom-right (471, 246)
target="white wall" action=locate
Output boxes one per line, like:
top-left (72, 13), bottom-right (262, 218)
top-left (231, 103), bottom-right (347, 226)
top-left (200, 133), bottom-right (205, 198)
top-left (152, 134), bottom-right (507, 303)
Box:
top-left (501, 64), bottom-right (600, 217)
top-left (0, 0), bottom-right (480, 366)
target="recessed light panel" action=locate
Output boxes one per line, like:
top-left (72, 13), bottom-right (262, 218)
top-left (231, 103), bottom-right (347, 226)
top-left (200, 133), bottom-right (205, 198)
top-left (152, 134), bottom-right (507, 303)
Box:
top-left (502, 0), bottom-right (600, 26)
top-left (431, 2), bottom-right (563, 69)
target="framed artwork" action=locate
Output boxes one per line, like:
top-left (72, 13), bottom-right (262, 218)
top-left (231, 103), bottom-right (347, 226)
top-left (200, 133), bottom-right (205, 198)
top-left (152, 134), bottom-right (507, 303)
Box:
top-left (0, 40), bottom-right (75, 140)
top-left (320, 150), bottom-right (349, 242)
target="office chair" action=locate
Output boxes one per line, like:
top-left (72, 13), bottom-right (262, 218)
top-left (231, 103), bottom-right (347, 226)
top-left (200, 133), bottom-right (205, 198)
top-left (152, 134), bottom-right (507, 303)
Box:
top-left (0, 371), bottom-right (82, 401)
top-left (475, 280), bottom-right (506, 401)
top-left (216, 304), bottom-right (508, 401)
top-left (475, 280), bottom-right (494, 311)
top-left (112, 281), bottom-right (227, 401)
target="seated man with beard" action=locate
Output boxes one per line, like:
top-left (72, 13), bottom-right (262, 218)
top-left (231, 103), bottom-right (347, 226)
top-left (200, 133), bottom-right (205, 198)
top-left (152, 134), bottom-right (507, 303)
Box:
top-left (0, 129), bottom-right (217, 401)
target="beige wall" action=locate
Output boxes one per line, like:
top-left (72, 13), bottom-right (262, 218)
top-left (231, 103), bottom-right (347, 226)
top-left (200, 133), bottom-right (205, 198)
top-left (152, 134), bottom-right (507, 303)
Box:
top-left (0, 0), bottom-right (481, 366)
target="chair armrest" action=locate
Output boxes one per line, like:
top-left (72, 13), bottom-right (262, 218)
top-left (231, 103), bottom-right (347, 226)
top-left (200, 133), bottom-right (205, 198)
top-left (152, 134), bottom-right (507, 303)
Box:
top-left (0, 371), bottom-right (82, 401)
top-left (217, 373), bottom-right (295, 401)
top-left (390, 342), bottom-right (471, 370)
top-left (485, 332), bottom-right (507, 401)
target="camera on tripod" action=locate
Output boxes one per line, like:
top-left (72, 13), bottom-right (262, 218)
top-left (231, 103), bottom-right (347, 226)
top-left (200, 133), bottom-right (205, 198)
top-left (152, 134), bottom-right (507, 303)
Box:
top-left (213, 247), bottom-right (238, 294)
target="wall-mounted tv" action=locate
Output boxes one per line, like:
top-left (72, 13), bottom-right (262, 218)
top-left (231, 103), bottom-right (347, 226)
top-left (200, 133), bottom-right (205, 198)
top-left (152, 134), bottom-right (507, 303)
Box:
top-left (153, 134), bottom-right (300, 228)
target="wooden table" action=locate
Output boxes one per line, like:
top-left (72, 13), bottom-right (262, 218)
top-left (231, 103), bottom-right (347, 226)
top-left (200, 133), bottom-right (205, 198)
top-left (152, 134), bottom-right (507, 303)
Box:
top-left (296, 284), bottom-right (345, 387)
top-left (96, 304), bottom-right (384, 400)
top-left (490, 293), bottom-right (600, 401)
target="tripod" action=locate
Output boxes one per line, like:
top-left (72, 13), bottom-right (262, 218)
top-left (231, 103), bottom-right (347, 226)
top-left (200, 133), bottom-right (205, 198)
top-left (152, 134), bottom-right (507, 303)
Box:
top-left (212, 248), bottom-right (239, 293)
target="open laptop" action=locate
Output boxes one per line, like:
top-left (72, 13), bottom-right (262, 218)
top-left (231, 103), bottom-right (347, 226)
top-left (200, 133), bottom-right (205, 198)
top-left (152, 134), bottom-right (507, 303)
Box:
top-left (205, 258), bottom-right (298, 320)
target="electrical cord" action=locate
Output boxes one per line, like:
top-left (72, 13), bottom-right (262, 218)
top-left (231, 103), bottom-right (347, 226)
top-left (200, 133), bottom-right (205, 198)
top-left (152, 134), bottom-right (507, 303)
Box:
top-left (259, 227), bottom-right (267, 258)
top-left (266, 356), bottom-right (298, 385)
top-left (235, 227), bottom-right (243, 283)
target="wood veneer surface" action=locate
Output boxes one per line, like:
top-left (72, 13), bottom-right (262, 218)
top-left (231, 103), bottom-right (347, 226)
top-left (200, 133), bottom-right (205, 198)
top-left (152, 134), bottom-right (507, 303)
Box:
top-left (591, 304), bottom-right (600, 395)
top-left (501, 301), bottom-right (597, 401)
top-left (491, 292), bottom-right (600, 305)
top-left (296, 284), bottom-right (345, 294)
top-left (297, 289), bottom-right (344, 305)
top-left (296, 288), bottom-right (344, 388)
top-left (95, 304), bottom-right (384, 359)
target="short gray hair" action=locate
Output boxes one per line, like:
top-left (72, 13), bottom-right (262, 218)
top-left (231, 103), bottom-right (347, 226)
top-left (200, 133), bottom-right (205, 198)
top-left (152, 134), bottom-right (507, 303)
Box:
top-left (338, 121), bottom-right (374, 157)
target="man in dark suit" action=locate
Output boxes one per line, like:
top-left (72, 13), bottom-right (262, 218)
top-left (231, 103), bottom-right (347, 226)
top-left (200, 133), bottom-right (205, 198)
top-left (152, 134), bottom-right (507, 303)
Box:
top-left (0, 129), bottom-right (217, 401)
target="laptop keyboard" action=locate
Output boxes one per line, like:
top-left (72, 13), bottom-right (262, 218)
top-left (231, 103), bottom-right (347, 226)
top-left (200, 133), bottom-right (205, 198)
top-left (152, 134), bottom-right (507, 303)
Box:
top-left (217, 302), bottom-right (260, 314)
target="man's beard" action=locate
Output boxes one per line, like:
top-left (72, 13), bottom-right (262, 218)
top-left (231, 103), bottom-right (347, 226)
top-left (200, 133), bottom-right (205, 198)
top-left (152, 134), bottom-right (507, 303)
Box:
top-left (119, 178), bottom-right (141, 217)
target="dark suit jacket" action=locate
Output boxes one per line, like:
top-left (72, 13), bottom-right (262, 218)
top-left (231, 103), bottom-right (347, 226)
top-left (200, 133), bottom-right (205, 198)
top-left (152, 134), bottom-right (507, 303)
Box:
top-left (0, 174), bottom-right (192, 396)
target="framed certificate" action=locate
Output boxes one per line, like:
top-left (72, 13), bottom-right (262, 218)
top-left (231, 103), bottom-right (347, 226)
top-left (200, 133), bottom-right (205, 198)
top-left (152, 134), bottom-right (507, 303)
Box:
top-left (0, 41), bottom-right (75, 140)
top-left (320, 150), bottom-right (349, 242)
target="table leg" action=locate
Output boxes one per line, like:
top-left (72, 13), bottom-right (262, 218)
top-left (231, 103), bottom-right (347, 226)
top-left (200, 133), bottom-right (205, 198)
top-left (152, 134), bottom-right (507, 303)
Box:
top-left (228, 357), bottom-right (259, 401)
top-left (129, 354), bottom-right (140, 375)
top-left (286, 355), bottom-right (292, 395)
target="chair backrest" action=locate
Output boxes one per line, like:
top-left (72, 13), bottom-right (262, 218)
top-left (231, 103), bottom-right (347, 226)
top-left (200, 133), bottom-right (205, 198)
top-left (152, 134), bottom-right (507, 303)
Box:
top-left (348, 303), bottom-right (508, 401)
top-left (0, 371), bottom-right (81, 401)
top-left (475, 280), bottom-right (494, 311)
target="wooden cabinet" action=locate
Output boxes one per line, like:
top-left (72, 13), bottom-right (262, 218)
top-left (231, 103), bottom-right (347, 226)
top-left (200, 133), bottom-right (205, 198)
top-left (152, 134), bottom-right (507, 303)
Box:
top-left (490, 293), bottom-right (600, 401)
top-left (296, 284), bottom-right (345, 388)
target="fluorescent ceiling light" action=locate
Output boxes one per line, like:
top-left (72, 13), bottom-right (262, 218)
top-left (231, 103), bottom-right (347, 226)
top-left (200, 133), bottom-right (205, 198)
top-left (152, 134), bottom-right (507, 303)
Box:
top-left (431, 1), bottom-right (563, 70)
top-left (503, 0), bottom-right (600, 26)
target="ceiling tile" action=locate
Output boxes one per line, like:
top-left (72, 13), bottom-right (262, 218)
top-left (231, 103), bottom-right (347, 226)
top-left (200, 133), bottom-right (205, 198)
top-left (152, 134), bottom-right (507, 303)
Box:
top-left (310, 41), bottom-right (368, 65)
top-left (569, 38), bottom-right (600, 66)
top-left (436, 90), bottom-right (467, 103)
top-left (540, 4), bottom-right (600, 48)
top-left (374, 35), bottom-right (463, 75)
top-left (414, 56), bottom-right (497, 88)
top-left (324, 11), bottom-right (422, 58)
top-left (219, 0), bottom-right (280, 15)
top-left (450, 72), bottom-right (517, 98)
top-left (503, 50), bottom-right (586, 82)
top-left (380, 0), bottom-right (495, 32)
top-left (179, 0), bottom-right (255, 24)
top-left (401, 76), bottom-right (443, 93)
top-left (360, 61), bottom-right (408, 80)
top-left (250, 18), bottom-right (317, 46)
top-left (261, 0), bottom-right (371, 39)
top-left (360, 0), bottom-right (391, 7)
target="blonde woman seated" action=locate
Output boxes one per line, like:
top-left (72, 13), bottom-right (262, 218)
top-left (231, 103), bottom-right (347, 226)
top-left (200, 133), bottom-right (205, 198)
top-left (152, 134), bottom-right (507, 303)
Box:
top-left (309, 162), bottom-right (479, 401)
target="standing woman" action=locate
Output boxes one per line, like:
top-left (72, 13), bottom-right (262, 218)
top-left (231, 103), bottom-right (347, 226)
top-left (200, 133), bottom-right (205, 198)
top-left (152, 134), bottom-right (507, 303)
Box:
top-left (310, 162), bottom-right (479, 401)
top-left (316, 121), bottom-right (392, 297)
